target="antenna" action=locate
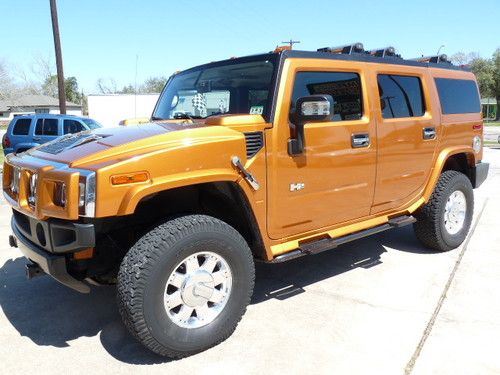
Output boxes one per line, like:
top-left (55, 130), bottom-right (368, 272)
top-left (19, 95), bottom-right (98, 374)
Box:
top-left (281, 39), bottom-right (300, 49)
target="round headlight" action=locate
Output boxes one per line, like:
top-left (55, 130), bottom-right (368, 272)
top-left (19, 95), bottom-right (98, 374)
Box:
top-left (472, 136), bottom-right (482, 153)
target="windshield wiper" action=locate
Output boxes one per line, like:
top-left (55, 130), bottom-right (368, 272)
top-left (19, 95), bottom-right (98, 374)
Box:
top-left (151, 116), bottom-right (164, 121)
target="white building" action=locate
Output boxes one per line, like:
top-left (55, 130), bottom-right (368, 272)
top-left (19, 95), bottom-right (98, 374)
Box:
top-left (87, 94), bottom-right (160, 127)
top-left (0, 94), bottom-right (82, 123)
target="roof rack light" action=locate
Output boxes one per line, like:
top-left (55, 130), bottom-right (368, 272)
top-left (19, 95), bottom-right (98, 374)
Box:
top-left (410, 54), bottom-right (451, 64)
top-left (317, 42), bottom-right (364, 55)
top-left (369, 46), bottom-right (398, 58)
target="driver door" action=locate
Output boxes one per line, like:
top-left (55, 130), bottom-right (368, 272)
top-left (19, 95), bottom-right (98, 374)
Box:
top-left (266, 61), bottom-right (377, 239)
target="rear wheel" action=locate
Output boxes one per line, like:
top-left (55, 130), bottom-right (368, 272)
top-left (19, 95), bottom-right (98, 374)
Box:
top-left (117, 214), bottom-right (255, 358)
top-left (413, 170), bottom-right (474, 251)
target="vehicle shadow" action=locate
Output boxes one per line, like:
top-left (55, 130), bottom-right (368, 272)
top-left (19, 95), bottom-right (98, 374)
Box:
top-left (0, 225), bottom-right (433, 365)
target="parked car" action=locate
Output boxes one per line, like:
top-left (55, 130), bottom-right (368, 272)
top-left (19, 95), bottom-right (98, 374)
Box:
top-left (4, 43), bottom-right (488, 358)
top-left (2, 114), bottom-right (103, 155)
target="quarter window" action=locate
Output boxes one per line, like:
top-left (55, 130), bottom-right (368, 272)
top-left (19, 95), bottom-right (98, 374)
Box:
top-left (12, 118), bottom-right (32, 135)
top-left (434, 78), bottom-right (480, 114)
top-left (291, 72), bottom-right (363, 121)
top-left (378, 75), bottom-right (425, 118)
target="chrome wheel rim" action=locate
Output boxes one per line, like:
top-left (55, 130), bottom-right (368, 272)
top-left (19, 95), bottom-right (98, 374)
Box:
top-left (164, 251), bottom-right (232, 329)
top-left (444, 190), bottom-right (467, 235)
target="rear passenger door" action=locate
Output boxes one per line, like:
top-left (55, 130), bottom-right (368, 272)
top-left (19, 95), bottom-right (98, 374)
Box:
top-left (34, 118), bottom-right (60, 145)
top-left (371, 69), bottom-right (438, 214)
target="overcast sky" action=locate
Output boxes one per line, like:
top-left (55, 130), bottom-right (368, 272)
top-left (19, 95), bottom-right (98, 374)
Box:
top-left (2, 0), bottom-right (499, 94)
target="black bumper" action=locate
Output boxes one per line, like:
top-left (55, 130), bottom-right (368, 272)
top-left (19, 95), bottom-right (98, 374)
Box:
top-left (472, 162), bottom-right (489, 189)
top-left (10, 214), bottom-right (93, 293)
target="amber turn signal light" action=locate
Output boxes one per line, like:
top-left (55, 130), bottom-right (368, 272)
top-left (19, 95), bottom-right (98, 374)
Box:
top-left (73, 247), bottom-right (95, 260)
top-left (111, 172), bottom-right (150, 185)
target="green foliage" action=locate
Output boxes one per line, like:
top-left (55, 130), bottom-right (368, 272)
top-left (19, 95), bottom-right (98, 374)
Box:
top-left (42, 75), bottom-right (82, 104)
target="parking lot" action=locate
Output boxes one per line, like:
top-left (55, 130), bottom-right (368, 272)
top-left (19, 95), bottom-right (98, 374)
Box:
top-left (0, 147), bottom-right (498, 375)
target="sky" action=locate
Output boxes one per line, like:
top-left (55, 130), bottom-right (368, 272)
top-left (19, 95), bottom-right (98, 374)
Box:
top-left (1, 0), bottom-right (499, 94)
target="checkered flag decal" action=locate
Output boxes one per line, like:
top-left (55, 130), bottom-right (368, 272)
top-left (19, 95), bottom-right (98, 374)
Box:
top-left (192, 93), bottom-right (207, 117)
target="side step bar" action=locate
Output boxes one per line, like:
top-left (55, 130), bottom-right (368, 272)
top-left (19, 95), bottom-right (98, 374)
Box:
top-left (270, 215), bottom-right (416, 263)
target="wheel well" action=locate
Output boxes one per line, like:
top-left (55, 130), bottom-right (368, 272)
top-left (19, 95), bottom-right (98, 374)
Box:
top-left (95, 182), bottom-right (267, 261)
top-left (442, 153), bottom-right (474, 183)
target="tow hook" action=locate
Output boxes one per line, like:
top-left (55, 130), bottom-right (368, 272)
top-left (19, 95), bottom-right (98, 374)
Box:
top-left (231, 156), bottom-right (260, 191)
top-left (26, 262), bottom-right (45, 279)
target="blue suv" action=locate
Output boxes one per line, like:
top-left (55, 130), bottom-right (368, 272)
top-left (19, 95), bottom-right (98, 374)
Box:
top-left (2, 114), bottom-right (103, 155)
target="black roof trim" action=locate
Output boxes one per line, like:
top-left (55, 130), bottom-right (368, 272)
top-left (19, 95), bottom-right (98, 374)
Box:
top-left (281, 50), bottom-right (469, 71)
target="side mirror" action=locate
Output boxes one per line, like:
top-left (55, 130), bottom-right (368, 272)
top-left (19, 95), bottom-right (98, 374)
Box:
top-left (288, 95), bottom-right (334, 155)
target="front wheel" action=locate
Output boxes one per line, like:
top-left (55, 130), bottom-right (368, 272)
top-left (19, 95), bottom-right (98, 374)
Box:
top-left (117, 215), bottom-right (255, 358)
top-left (413, 170), bottom-right (474, 251)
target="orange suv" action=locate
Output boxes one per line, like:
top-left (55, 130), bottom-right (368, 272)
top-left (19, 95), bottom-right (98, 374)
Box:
top-left (3, 43), bottom-right (489, 357)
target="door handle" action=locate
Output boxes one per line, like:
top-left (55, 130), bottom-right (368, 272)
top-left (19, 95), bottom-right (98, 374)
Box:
top-left (33, 137), bottom-right (41, 141)
top-left (351, 133), bottom-right (370, 148)
top-left (423, 127), bottom-right (436, 140)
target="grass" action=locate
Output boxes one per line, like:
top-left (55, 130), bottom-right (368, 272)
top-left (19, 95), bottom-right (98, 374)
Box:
top-left (0, 146), bottom-right (3, 166)
top-left (485, 121), bottom-right (500, 126)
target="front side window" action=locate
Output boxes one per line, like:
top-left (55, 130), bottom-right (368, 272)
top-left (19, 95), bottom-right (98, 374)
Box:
top-left (82, 118), bottom-right (103, 130)
top-left (64, 119), bottom-right (84, 134)
top-left (153, 56), bottom-right (277, 120)
top-left (35, 118), bottom-right (58, 136)
top-left (378, 75), bottom-right (425, 118)
top-left (291, 71), bottom-right (363, 121)
top-left (12, 118), bottom-right (32, 135)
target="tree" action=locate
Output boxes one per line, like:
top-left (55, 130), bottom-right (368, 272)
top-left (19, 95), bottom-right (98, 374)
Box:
top-left (42, 75), bottom-right (82, 104)
top-left (96, 77), bottom-right (118, 94)
top-left (140, 76), bottom-right (167, 93)
top-left (469, 58), bottom-right (495, 99)
top-left (493, 48), bottom-right (500, 120)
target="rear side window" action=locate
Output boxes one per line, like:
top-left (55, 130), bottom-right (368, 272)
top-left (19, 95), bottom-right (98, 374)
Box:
top-left (12, 119), bottom-right (32, 135)
top-left (64, 119), bottom-right (84, 134)
top-left (35, 119), bottom-right (59, 136)
top-left (434, 78), bottom-right (481, 114)
top-left (378, 75), bottom-right (425, 118)
top-left (291, 71), bottom-right (363, 121)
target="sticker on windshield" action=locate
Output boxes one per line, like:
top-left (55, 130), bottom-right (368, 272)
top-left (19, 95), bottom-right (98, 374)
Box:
top-left (250, 106), bottom-right (264, 115)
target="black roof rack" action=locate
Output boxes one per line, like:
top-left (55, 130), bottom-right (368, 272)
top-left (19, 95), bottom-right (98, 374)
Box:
top-left (317, 42), bottom-right (364, 55)
top-left (368, 46), bottom-right (399, 58)
top-left (409, 54), bottom-right (451, 64)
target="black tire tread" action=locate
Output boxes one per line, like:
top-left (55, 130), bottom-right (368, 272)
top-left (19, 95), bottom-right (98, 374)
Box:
top-left (117, 214), bottom-right (255, 358)
top-left (413, 170), bottom-right (473, 251)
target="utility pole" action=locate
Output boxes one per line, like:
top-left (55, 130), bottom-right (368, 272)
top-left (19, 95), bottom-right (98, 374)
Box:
top-left (49, 0), bottom-right (66, 114)
top-left (281, 39), bottom-right (300, 49)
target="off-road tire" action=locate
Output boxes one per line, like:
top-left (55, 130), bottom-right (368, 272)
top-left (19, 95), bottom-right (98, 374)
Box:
top-left (117, 214), bottom-right (255, 358)
top-left (413, 170), bottom-right (474, 251)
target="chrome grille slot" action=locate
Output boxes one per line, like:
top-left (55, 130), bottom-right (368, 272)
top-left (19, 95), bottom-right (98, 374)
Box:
top-left (244, 132), bottom-right (264, 159)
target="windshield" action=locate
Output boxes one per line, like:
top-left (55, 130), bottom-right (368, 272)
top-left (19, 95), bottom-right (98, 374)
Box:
top-left (82, 118), bottom-right (103, 129)
top-left (153, 56), bottom-right (277, 121)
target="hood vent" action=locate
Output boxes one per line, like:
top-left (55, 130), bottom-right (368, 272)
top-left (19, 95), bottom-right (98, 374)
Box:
top-left (37, 132), bottom-right (106, 155)
top-left (244, 132), bottom-right (264, 159)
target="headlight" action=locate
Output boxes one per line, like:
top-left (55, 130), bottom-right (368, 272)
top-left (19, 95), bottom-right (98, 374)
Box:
top-left (78, 172), bottom-right (96, 217)
top-left (472, 136), bottom-right (482, 153)
top-left (28, 173), bottom-right (38, 207)
top-left (11, 167), bottom-right (20, 194)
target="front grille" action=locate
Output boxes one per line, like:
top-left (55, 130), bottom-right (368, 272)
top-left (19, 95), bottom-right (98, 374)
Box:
top-left (244, 132), bottom-right (264, 159)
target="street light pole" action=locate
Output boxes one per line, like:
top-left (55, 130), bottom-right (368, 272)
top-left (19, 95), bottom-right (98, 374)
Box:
top-left (49, 0), bottom-right (66, 114)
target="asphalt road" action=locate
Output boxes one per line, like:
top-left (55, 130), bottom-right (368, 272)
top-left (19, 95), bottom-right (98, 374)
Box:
top-left (0, 148), bottom-right (499, 375)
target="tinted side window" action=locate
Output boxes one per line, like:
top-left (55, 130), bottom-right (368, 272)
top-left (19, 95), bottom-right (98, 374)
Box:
top-left (378, 75), bottom-right (425, 118)
top-left (12, 119), bottom-right (32, 135)
top-left (35, 119), bottom-right (44, 135)
top-left (434, 78), bottom-right (481, 114)
top-left (43, 119), bottom-right (59, 136)
top-left (64, 119), bottom-right (84, 134)
top-left (291, 72), bottom-right (363, 121)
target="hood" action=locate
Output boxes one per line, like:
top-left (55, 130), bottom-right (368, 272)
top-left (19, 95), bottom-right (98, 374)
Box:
top-left (27, 114), bottom-right (266, 169)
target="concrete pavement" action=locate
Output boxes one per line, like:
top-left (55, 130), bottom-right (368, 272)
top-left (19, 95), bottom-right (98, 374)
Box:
top-left (0, 148), bottom-right (499, 374)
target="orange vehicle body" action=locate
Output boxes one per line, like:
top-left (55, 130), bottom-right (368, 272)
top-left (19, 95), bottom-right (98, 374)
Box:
top-left (3, 51), bottom-right (483, 264)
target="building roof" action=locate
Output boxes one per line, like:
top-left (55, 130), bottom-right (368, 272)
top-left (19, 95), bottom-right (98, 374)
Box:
top-left (0, 101), bottom-right (9, 112)
top-left (5, 94), bottom-right (81, 109)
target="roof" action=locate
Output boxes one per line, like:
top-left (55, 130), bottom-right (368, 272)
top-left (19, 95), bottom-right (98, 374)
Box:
top-left (0, 100), bottom-right (9, 112)
top-left (5, 94), bottom-right (81, 109)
